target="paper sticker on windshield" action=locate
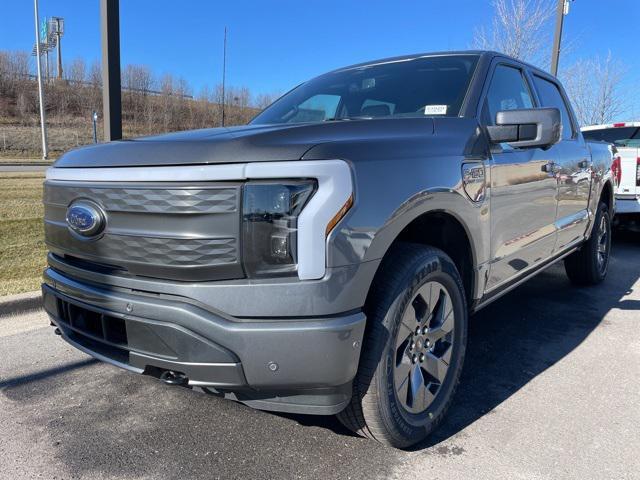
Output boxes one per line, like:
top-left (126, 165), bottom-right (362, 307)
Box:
top-left (424, 105), bottom-right (448, 115)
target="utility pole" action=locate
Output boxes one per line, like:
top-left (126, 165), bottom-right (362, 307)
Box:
top-left (221, 27), bottom-right (227, 127)
top-left (45, 49), bottom-right (50, 82)
top-left (33, 0), bottom-right (48, 159)
top-left (100, 0), bottom-right (122, 141)
top-left (551, 0), bottom-right (572, 76)
top-left (52, 17), bottom-right (64, 79)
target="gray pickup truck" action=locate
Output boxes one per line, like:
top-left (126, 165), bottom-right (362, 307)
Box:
top-left (42, 51), bottom-right (614, 448)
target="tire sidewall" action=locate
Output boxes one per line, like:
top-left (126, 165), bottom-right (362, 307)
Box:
top-left (375, 252), bottom-right (467, 444)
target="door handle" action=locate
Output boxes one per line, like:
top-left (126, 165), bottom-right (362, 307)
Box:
top-left (542, 162), bottom-right (556, 173)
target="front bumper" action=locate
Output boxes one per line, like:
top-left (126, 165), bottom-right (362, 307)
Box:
top-left (42, 268), bottom-right (366, 415)
top-left (615, 196), bottom-right (640, 214)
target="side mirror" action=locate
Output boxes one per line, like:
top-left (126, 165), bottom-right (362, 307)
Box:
top-left (486, 108), bottom-right (562, 149)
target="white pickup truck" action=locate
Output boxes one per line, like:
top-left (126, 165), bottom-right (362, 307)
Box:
top-left (582, 122), bottom-right (640, 218)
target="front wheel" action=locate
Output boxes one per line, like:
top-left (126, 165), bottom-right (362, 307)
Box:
top-left (337, 243), bottom-right (467, 448)
top-left (564, 201), bottom-right (611, 285)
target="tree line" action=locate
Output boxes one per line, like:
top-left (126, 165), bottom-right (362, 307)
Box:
top-left (0, 49), bottom-right (280, 136)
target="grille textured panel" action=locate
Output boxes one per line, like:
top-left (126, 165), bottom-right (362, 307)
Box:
top-left (102, 235), bottom-right (237, 266)
top-left (44, 185), bottom-right (238, 213)
top-left (44, 225), bottom-right (237, 266)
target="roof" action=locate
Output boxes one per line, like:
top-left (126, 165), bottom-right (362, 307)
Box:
top-left (327, 50), bottom-right (491, 73)
top-left (327, 50), bottom-right (553, 79)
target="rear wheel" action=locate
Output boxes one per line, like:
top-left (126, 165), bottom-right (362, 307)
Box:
top-left (337, 243), bottom-right (467, 448)
top-left (564, 201), bottom-right (611, 285)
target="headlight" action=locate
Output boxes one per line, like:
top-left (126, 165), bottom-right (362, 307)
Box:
top-left (242, 180), bottom-right (317, 277)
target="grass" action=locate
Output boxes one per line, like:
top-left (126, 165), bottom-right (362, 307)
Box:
top-left (0, 157), bottom-right (54, 164)
top-left (0, 172), bottom-right (46, 296)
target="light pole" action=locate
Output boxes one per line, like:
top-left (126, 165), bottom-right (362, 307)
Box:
top-left (550, 0), bottom-right (573, 76)
top-left (33, 0), bottom-right (48, 159)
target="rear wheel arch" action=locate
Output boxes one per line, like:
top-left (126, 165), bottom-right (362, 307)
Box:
top-left (599, 179), bottom-right (614, 213)
top-left (586, 179), bottom-right (613, 238)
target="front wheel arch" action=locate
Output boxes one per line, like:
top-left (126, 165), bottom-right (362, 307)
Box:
top-left (365, 210), bottom-right (477, 310)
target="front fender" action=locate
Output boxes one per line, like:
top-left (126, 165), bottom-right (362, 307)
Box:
top-left (325, 155), bottom-right (490, 301)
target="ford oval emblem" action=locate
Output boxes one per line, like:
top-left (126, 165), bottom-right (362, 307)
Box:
top-left (66, 201), bottom-right (105, 237)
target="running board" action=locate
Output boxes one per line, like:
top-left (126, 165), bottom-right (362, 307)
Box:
top-left (471, 246), bottom-right (579, 313)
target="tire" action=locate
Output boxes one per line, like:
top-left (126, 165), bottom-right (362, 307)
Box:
top-left (564, 201), bottom-right (611, 286)
top-left (337, 243), bottom-right (467, 448)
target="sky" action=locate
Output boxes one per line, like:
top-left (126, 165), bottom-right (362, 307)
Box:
top-left (1, 0), bottom-right (639, 117)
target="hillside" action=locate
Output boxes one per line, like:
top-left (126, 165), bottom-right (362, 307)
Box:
top-left (0, 50), bottom-right (263, 158)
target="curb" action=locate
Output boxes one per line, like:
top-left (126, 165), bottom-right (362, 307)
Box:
top-left (0, 291), bottom-right (43, 317)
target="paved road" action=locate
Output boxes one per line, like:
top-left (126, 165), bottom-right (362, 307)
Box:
top-left (1, 232), bottom-right (639, 480)
top-left (0, 165), bottom-right (49, 172)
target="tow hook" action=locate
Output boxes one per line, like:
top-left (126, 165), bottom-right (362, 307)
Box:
top-left (159, 370), bottom-right (189, 386)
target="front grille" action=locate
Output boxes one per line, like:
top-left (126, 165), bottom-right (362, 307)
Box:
top-left (44, 185), bottom-right (238, 213)
top-left (43, 181), bottom-right (244, 281)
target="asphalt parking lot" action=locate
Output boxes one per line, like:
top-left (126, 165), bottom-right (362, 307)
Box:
top-left (1, 231), bottom-right (639, 480)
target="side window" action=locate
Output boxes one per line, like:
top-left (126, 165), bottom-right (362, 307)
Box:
top-left (289, 94), bottom-right (340, 122)
top-left (532, 76), bottom-right (574, 140)
top-left (484, 65), bottom-right (534, 125)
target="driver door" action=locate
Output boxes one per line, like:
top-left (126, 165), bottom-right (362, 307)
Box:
top-left (483, 63), bottom-right (559, 292)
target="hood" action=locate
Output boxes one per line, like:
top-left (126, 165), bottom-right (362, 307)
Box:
top-left (52, 118), bottom-right (435, 168)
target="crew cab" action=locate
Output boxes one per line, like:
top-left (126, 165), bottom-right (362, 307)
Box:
top-left (582, 122), bottom-right (640, 219)
top-left (42, 51), bottom-right (614, 448)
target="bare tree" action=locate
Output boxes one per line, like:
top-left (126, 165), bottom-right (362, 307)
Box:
top-left (67, 58), bottom-right (86, 84)
top-left (473, 0), bottom-right (555, 67)
top-left (88, 61), bottom-right (102, 87)
top-left (12, 50), bottom-right (31, 79)
top-left (87, 61), bottom-right (102, 112)
top-left (122, 64), bottom-right (153, 93)
top-left (562, 52), bottom-right (627, 126)
top-left (122, 64), bottom-right (155, 129)
top-left (159, 73), bottom-right (177, 130)
top-left (254, 92), bottom-right (281, 110)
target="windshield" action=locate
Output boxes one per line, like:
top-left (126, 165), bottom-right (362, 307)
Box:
top-left (251, 55), bottom-right (480, 125)
top-left (582, 126), bottom-right (640, 147)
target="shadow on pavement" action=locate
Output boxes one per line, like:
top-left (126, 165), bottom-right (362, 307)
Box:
top-left (282, 230), bottom-right (640, 450)
top-left (418, 230), bottom-right (640, 449)
top-left (0, 359), bottom-right (97, 389)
